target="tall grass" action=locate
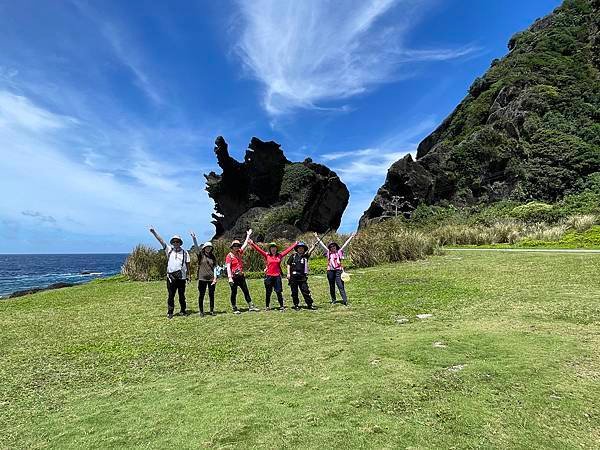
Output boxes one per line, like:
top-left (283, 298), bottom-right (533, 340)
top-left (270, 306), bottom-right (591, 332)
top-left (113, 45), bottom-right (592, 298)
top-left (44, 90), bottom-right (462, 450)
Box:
top-left (348, 218), bottom-right (436, 268)
top-left (121, 245), bottom-right (167, 281)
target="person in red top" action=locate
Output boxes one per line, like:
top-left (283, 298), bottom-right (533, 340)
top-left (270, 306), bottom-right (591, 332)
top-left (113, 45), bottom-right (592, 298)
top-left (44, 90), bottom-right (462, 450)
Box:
top-left (249, 239), bottom-right (298, 310)
top-left (226, 229), bottom-right (259, 314)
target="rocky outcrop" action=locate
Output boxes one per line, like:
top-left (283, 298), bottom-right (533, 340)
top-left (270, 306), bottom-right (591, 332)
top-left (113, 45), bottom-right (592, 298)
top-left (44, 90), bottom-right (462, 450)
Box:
top-left (205, 136), bottom-right (349, 240)
top-left (361, 0), bottom-right (600, 227)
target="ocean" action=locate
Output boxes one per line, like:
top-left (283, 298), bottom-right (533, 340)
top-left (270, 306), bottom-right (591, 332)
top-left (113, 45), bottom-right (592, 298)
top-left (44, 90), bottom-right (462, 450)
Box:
top-left (0, 254), bottom-right (127, 298)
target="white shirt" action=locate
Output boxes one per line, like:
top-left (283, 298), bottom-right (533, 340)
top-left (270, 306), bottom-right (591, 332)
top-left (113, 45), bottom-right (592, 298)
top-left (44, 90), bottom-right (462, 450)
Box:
top-left (165, 245), bottom-right (190, 277)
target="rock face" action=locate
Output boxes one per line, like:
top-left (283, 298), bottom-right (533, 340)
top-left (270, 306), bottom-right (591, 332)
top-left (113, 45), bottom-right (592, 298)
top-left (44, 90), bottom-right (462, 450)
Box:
top-left (205, 136), bottom-right (349, 240)
top-left (361, 0), bottom-right (600, 227)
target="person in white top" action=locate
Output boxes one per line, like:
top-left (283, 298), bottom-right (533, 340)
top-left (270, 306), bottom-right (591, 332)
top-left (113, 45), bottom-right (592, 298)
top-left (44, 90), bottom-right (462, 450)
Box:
top-left (149, 227), bottom-right (191, 319)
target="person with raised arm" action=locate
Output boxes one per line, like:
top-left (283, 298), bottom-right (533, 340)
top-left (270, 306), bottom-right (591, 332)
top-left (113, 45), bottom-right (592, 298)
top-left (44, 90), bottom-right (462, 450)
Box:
top-left (248, 239), bottom-right (297, 310)
top-left (314, 231), bottom-right (356, 306)
top-left (286, 241), bottom-right (318, 310)
top-left (191, 232), bottom-right (218, 317)
top-left (149, 226), bottom-right (191, 319)
top-left (225, 229), bottom-right (259, 314)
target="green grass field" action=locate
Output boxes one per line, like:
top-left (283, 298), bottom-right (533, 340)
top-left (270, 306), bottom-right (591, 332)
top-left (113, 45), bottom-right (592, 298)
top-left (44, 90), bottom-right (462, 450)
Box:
top-left (1, 251), bottom-right (599, 449)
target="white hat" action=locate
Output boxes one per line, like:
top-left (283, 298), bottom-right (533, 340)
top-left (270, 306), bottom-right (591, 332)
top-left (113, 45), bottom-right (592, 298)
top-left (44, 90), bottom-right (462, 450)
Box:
top-left (202, 241), bottom-right (213, 249)
top-left (170, 235), bottom-right (183, 245)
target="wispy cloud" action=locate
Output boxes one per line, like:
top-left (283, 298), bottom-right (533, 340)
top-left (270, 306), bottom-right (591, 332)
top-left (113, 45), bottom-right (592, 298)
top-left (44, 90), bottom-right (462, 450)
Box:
top-left (22, 210), bottom-right (57, 224)
top-left (234, 0), bottom-right (476, 115)
top-left (0, 88), bottom-right (215, 252)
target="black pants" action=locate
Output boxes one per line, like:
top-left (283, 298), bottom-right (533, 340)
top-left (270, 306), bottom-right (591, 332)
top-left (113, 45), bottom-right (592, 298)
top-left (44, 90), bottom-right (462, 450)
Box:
top-left (327, 269), bottom-right (347, 304)
top-left (198, 280), bottom-right (216, 313)
top-left (167, 278), bottom-right (187, 314)
top-left (289, 275), bottom-right (313, 307)
top-left (230, 275), bottom-right (252, 310)
top-left (264, 275), bottom-right (284, 308)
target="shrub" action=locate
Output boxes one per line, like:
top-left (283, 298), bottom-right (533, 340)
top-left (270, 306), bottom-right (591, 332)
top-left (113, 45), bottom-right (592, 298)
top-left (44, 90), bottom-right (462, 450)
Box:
top-left (563, 214), bottom-right (597, 232)
top-left (121, 245), bottom-right (167, 281)
top-left (510, 201), bottom-right (559, 223)
top-left (348, 218), bottom-right (436, 268)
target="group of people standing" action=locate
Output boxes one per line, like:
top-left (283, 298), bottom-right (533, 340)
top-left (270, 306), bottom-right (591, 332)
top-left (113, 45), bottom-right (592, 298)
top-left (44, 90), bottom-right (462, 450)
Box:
top-left (149, 227), bottom-right (356, 319)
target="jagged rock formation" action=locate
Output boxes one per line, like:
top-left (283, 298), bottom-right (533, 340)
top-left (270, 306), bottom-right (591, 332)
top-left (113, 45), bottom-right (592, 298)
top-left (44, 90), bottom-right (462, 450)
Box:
top-left (205, 136), bottom-right (349, 240)
top-left (361, 0), bottom-right (600, 228)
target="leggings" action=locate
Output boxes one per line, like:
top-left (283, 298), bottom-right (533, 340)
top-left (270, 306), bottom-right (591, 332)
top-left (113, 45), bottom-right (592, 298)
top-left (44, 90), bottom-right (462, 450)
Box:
top-left (327, 269), bottom-right (347, 304)
top-left (229, 275), bottom-right (252, 310)
top-left (264, 275), bottom-right (284, 308)
top-left (198, 280), bottom-right (216, 313)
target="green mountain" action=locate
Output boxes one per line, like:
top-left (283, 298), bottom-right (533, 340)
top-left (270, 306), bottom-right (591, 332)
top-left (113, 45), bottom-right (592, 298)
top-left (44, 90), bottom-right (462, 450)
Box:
top-left (360, 0), bottom-right (600, 227)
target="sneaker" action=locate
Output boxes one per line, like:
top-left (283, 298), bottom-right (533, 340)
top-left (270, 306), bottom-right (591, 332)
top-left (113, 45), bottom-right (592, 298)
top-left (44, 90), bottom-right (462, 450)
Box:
top-left (233, 309), bottom-right (241, 315)
top-left (279, 306), bottom-right (286, 311)
top-left (198, 312), bottom-right (205, 317)
top-left (342, 302), bottom-right (348, 306)
top-left (265, 306), bottom-right (272, 311)
top-left (249, 304), bottom-right (260, 312)
top-left (209, 311), bottom-right (216, 316)
top-left (167, 313), bottom-right (173, 320)
top-left (307, 305), bottom-right (317, 310)
top-left (292, 305), bottom-right (300, 310)
top-left (330, 299), bottom-right (337, 304)
top-left (179, 310), bottom-right (187, 316)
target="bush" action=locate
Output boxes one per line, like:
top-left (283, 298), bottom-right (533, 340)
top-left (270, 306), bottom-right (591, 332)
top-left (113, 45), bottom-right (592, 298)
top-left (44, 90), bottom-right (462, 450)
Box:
top-left (348, 218), bottom-right (436, 268)
top-left (121, 245), bottom-right (167, 281)
top-left (510, 201), bottom-right (559, 223)
top-left (563, 214), bottom-right (597, 232)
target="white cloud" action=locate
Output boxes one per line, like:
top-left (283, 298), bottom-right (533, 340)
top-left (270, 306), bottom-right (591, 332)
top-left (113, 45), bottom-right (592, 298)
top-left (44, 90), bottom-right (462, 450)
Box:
top-left (0, 89), bottom-right (215, 252)
top-left (234, 0), bottom-right (476, 115)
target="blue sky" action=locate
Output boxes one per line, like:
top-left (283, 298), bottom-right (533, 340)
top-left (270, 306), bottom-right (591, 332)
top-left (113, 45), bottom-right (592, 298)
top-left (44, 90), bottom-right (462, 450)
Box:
top-left (0, 0), bottom-right (562, 254)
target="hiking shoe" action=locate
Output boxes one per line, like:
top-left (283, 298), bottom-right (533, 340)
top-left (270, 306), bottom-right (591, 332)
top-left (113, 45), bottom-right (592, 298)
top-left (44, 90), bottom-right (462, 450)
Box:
top-left (279, 306), bottom-right (286, 311)
top-left (292, 305), bottom-right (300, 310)
top-left (330, 300), bottom-right (337, 304)
top-left (307, 305), bottom-right (317, 310)
top-left (233, 309), bottom-right (241, 315)
top-left (265, 306), bottom-right (272, 311)
top-left (209, 311), bottom-right (216, 316)
top-left (179, 310), bottom-right (188, 316)
top-left (167, 313), bottom-right (173, 320)
top-left (198, 312), bottom-right (205, 317)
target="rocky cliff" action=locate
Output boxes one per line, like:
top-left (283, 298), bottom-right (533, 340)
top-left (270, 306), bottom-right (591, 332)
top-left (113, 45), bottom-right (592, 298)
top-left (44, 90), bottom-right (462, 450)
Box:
top-left (205, 136), bottom-right (350, 240)
top-left (361, 0), bottom-right (600, 227)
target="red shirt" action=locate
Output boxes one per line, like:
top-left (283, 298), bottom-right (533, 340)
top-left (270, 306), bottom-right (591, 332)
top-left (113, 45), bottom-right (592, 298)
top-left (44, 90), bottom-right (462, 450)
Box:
top-left (250, 241), bottom-right (297, 276)
top-left (226, 249), bottom-right (244, 276)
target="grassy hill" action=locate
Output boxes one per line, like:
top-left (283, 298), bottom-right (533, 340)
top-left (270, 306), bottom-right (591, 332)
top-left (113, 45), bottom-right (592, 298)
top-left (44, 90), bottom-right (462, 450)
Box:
top-left (1, 251), bottom-right (599, 448)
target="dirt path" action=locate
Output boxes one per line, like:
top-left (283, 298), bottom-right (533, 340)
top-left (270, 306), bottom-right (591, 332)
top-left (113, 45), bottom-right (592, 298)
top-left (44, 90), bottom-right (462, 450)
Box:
top-left (444, 248), bottom-right (600, 253)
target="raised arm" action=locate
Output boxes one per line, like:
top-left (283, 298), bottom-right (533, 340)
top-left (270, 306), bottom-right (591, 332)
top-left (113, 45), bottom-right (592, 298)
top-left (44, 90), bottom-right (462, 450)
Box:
top-left (313, 232), bottom-right (328, 251)
top-left (280, 241), bottom-right (298, 257)
top-left (241, 229), bottom-right (252, 251)
top-left (249, 239), bottom-right (268, 258)
top-left (149, 226), bottom-right (167, 249)
top-left (190, 231), bottom-right (199, 253)
top-left (340, 231), bottom-right (357, 252)
top-left (307, 241), bottom-right (318, 257)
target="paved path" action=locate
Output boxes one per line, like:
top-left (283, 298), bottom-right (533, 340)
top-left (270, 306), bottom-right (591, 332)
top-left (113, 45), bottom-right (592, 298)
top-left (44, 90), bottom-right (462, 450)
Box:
top-left (444, 248), bottom-right (600, 254)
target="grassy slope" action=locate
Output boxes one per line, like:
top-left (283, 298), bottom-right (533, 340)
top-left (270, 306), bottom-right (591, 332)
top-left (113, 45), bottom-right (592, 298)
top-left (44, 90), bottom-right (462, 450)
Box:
top-left (0, 252), bottom-right (599, 449)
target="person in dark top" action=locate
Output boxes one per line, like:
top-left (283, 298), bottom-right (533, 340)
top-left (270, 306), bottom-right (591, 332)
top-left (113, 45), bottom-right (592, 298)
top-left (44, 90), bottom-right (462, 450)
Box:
top-left (286, 241), bottom-right (317, 310)
top-left (191, 232), bottom-right (218, 316)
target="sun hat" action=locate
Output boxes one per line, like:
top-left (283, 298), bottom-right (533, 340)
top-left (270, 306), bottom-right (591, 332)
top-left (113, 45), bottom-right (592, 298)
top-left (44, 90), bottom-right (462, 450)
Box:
top-left (230, 239), bottom-right (242, 248)
top-left (202, 241), bottom-right (213, 249)
top-left (295, 241), bottom-right (309, 251)
top-left (170, 235), bottom-right (183, 245)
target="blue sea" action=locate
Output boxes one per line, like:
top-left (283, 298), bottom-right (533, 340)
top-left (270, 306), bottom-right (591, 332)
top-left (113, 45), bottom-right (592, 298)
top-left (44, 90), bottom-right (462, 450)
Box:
top-left (0, 254), bottom-right (127, 298)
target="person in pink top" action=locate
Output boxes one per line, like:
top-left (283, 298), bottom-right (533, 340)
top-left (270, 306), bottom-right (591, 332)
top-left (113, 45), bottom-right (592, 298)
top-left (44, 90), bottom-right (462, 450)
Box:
top-left (314, 231), bottom-right (356, 305)
top-left (248, 239), bottom-right (297, 310)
